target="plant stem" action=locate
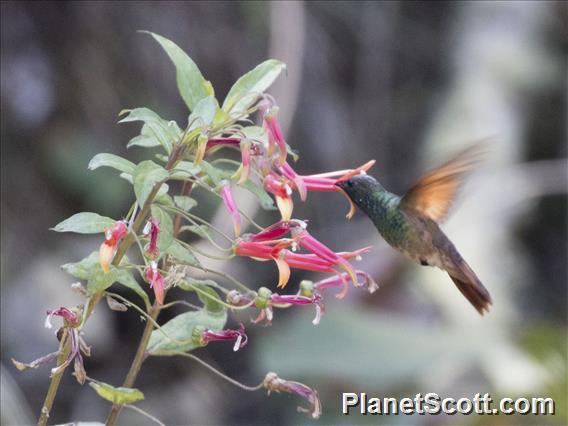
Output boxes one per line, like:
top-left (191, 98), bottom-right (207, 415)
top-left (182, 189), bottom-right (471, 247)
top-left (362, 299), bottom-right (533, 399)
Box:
top-left (106, 148), bottom-right (191, 425)
top-left (105, 306), bottom-right (159, 426)
top-left (37, 144), bottom-right (186, 425)
top-left (37, 333), bottom-right (71, 426)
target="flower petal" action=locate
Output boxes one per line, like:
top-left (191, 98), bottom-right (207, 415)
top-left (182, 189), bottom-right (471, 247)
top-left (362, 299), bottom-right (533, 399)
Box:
top-left (274, 257), bottom-right (291, 288)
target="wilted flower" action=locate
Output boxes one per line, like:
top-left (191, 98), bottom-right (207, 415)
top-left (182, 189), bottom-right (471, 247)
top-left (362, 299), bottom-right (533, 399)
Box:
top-left (219, 180), bottom-right (242, 237)
top-left (45, 307), bottom-right (80, 329)
top-left (144, 261), bottom-right (165, 305)
top-left (143, 217), bottom-right (160, 259)
top-left (263, 372), bottom-right (322, 419)
top-left (193, 323), bottom-right (248, 351)
top-left (313, 270), bottom-right (379, 295)
top-left (99, 220), bottom-right (128, 273)
top-left (13, 307), bottom-right (90, 385)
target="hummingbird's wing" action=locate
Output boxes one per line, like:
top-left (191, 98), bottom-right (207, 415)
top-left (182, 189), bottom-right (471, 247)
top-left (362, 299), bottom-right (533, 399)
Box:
top-left (400, 144), bottom-right (485, 223)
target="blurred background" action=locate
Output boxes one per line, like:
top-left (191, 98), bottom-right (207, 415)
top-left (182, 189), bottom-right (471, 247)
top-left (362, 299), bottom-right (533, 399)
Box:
top-left (1, 1), bottom-right (566, 425)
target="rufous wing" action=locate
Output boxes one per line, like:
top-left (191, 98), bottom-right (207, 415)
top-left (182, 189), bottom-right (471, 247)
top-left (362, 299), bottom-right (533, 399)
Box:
top-left (400, 144), bottom-right (486, 223)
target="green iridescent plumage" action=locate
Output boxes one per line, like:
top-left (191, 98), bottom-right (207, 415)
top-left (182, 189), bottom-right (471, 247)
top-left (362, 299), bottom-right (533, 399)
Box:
top-left (337, 145), bottom-right (492, 314)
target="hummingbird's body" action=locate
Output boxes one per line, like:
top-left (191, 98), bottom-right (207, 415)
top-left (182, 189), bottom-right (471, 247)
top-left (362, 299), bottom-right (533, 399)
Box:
top-left (337, 146), bottom-right (492, 314)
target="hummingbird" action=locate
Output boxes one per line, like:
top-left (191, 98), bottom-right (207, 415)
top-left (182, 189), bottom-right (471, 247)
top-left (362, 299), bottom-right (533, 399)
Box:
top-left (336, 145), bottom-right (492, 315)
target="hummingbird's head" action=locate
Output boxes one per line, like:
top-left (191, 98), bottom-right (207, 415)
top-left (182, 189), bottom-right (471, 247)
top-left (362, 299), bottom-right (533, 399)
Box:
top-left (335, 174), bottom-right (382, 206)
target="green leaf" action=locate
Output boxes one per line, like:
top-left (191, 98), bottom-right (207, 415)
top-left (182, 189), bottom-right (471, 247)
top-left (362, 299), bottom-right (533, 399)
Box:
top-left (241, 125), bottom-right (267, 140)
top-left (114, 269), bottom-right (150, 307)
top-left (177, 279), bottom-right (224, 313)
top-left (120, 107), bottom-right (181, 153)
top-left (174, 196), bottom-right (197, 211)
top-left (88, 153), bottom-right (135, 175)
top-left (52, 213), bottom-right (116, 234)
top-left (188, 95), bottom-right (218, 131)
top-left (165, 240), bottom-right (200, 266)
top-left (169, 161), bottom-right (201, 180)
top-left (133, 161), bottom-right (169, 207)
top-left (154, 193), bottom-right (175, 207)
top-left (89, 381), bottom-right (144, 405)
top-left (199, 160), bottom-right (231, 186)
top-left (144, 32), bottom-right (212, 111)
top-left (86, 266), bottom-right (120, 296)
top-left (181, 224), bottom-right (215, 241)
top-left (62, 252), bottom-right (100, 280)
top-left (147, 308), bottom-right (227, 355)
top-left (62, 252), bottom-right (148, 302)
top-left (222, 59), bottom-right (286, 115)
top-left (127, 124), bottom-right (162, 148)
top-left (240, 180), bottom-right (276, 210)
top-left (150, 205), bottom-right (174, 253)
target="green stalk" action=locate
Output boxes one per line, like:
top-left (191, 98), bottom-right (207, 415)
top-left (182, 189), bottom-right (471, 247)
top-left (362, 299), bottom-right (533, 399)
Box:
top-left (37, 333), bottom-right (71, 426)
top-left (38, 143), bottom-right (186, 426)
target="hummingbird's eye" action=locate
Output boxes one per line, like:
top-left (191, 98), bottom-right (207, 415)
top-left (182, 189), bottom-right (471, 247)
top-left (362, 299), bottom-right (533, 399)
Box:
top-left (345, 179), bottom-right (354, 188)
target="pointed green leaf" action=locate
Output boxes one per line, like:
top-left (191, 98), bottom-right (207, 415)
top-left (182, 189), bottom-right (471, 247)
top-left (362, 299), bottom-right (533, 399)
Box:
top-left (127, 124), bottom-right (161, 148)
top-left (169, 161), bottom-right (201, 180)
top-left (240, 180), bottom-right (276, 210)
top-left (86, 266), bottom-right (120, 296)
top-left (165, 240), bottom-right (200, 266)
top-left (181, 224), bottom-right (215, 241)
top-left (62, 252), bottom-right (148, 302)
top-left (222, 59), bottom-right (286, 115)
top-left (133, 161), bottom-right (169, 207)
top-left (199, 160), bottom-right (231, 186)
top-left (241, 125), bottom-right (266, 140)
top-left (188, 96), bottom-right (218, 131)
top-left (120, 108), bottom-right (181, 153)
top-left (150, 205), bottom-right (174, 253)
top-left (147, 308), bottom-right (227, 355)
top-left (88, 153), bottom-right (135, 175)
top-left (154, 193), bottom-right (175, 207)
top-left (177, 279), bottom-right (224, 313)
top-left (52, 213), bottom-right (116, 234)
top-left (174, 196), bottom-right (197, 211)
top-left (144, 32), bottom-right (212, 111)
top-left (62, 252), bottom-right (100, 280)
top-left (89, 381), bottom-right (144, 405)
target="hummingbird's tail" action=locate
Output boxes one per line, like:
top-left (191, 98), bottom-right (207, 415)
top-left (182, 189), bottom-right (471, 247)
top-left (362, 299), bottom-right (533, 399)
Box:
top-left (447, 260), bottom-right (492, 315)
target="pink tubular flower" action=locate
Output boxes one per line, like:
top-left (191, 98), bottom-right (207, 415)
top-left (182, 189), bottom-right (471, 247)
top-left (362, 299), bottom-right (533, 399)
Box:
top-left (99, 220), bottom-right (128, 273)
top-left (195, 323), bottom-right (248, 352)
top-left (270, 292), bottom-right (325, 325)
top-left (205, 137), bottom-right (241, 152)
top-left (260, 101), bottom-right (288, 166)
top-left (236, 220), bottom-right (371, 291)
top-left (273, 160), bottom-right (376, 219)
top-left (145, 261), bottom-right (165, 305)
top-left (263, 372), bottom-right (322, 419)
top-left (291, 228), bottom-right (358, 298)
top-left (235, 140), bottom-right (252, 184)
top-left (143, 217), bottom-right (160, 259)
top-left (220, 180), bottom-right (242, 237)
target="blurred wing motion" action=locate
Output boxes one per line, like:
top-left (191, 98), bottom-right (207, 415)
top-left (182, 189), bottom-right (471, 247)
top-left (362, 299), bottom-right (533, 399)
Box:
top-left (400, 143), bottom-right (486, 223)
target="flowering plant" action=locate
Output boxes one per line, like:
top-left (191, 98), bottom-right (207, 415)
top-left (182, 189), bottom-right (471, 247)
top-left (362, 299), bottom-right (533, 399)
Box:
top-left (13, 32), bottom-right (377, 425)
